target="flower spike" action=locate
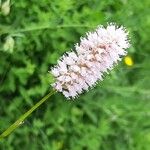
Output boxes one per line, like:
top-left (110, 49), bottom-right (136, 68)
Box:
top-left (50, 23), bottom-right (130, 99)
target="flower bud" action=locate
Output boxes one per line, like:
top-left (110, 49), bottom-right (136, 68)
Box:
top-left (3, 36), bottom-right (15, 53)
top-left (1, 0), bottom-right (10, 16)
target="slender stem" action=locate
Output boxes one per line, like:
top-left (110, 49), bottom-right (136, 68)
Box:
top-left (0, 89), bottom-right (56, 139)
top-left (0, 24), bottom-right (95, 35)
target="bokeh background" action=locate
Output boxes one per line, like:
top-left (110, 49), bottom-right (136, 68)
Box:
top-left (0, 0), bottom-right (150, 149)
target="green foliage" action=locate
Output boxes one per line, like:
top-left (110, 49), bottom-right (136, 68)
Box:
top-left (0, 0), bottom-right (150, 149)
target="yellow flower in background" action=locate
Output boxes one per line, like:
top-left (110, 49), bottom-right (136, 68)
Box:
top-left (124, 56), bottom-right (133, 66)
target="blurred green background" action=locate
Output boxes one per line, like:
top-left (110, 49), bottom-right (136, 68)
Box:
top-left (0, 0), bottom-right (150, 149)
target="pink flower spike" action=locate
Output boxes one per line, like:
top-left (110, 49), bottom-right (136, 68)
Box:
top-left (50, 23), bottom-right (130, 99)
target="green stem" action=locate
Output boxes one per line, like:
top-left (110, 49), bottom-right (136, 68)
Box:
top-left (0, 89), bottom-right (56, 139)
top-left (0, 24), bottom-right (95, 35)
